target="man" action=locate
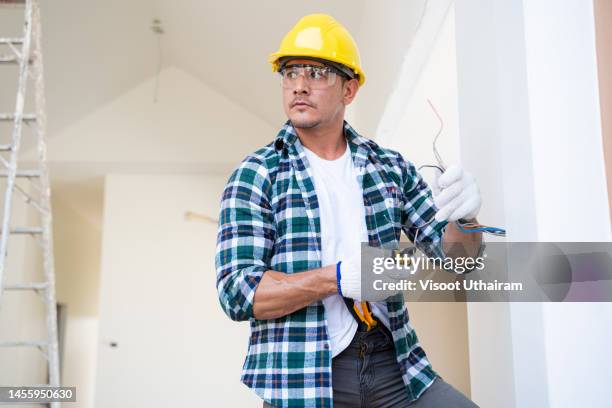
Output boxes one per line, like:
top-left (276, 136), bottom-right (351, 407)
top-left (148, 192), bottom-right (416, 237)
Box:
top-left (216, 13), bottom-right (482, 408)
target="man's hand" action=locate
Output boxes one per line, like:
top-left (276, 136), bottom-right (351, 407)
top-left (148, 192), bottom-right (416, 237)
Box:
top-left (432, 165), bottom-right (485, 269)
top-left (433, 165), bottom-right (482, 222)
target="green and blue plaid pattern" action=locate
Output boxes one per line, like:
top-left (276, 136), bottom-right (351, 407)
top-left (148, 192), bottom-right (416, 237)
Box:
top-left (215, 120), bottom-right (449, 407)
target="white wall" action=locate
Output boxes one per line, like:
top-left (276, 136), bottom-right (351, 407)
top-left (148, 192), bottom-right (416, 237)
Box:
top-left (454, 0), bottom-right (522, 405)
top-left (95, 174), bottom-right (259, 407)
top-left (522, 1), bottom-right (612, 406)
top-left (352, 0), bottom-right (432, 138)
top-left (61, 317), bottom-right (98, 408)
top-left (456, 0), bottom-right (612, 407)
top-left (386, 2), bottom-right (461, 174)
top-left (51, 184), bottom-right (104, 408)
top-left (40, 65), bottom-right (276, 405)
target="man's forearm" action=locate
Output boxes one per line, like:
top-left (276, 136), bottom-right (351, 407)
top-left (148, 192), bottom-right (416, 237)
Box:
top-left (252, 265), bottom-right (338, 320)
top-left (442, 218), bottom-right (483, 259)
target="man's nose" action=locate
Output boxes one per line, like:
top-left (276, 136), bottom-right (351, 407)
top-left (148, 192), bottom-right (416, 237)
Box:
top-left (293, 74), bottom-right (310, 94)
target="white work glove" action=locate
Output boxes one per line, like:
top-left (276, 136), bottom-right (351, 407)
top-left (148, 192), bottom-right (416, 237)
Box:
top-left (336, 252), bottom-right (409, 302)
top-left (433, 165), bottom-right (481, 222)
top-left (336, 254), bottom-right (363, 300)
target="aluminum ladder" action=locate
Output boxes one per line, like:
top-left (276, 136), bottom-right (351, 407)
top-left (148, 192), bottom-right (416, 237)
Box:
top-left (0, 0), bottom-right (61, 406)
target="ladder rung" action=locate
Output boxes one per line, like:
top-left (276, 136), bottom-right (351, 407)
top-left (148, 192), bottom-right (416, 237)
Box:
top-left (0, 226), bottom-right (43, 234)
top-left (0, 113), bottom-right (36, 122)
top-left (0, 54), bottom-right (17, 64)
top-left (0, 341), bottom-right (47, 348)
top-left (0, 37), bottom-right (24, 45)
top-left (0, 54), bottom-right (33, 65)
top-left (0, 1), bottom-right (25, 5)
top-left (5, 282), bottom-right (49, 291)
top-left (0, 144), bottom-right (12, 151)
top-left (0, 170), bottom-right (42, 177)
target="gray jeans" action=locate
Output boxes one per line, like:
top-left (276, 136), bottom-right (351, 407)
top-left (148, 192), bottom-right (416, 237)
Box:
top-left (263, 324), bottom-right (479, 408)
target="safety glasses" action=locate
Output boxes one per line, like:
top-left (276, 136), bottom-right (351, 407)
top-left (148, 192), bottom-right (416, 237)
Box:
top-left (279, 64), bottom-right (341, 89)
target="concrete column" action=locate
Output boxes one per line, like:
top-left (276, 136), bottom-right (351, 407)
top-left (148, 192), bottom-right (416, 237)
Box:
top-left (455, 0), bottom-right (611, 407)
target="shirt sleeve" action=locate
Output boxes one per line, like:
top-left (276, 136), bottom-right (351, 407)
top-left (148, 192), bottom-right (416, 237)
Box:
top-left (215, 158), bottom-right (275, 322)
top-left (397, 152), bottom-right (449, 260)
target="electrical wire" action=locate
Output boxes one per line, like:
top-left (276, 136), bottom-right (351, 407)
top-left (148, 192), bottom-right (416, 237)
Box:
top-left (414, 99), bottom-right (506, 240)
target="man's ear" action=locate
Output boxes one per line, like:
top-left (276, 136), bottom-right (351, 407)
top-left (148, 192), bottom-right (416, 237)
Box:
top-left (342, 78), bottom-right (360, 106)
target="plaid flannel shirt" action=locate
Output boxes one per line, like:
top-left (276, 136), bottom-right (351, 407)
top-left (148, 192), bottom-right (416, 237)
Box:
top-left (215, 120), bottom-right (449, 407)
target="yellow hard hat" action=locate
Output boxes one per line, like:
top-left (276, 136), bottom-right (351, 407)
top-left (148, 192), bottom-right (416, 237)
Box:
top-left (269, 13), bottom-right (366, 86)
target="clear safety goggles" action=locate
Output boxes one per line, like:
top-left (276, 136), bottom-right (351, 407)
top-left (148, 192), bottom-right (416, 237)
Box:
top-left (279, 64), bottom-right (343, 89)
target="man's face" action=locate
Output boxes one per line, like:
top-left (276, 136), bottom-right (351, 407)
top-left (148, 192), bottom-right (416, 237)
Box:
top-left (280, 58), bottom-right (359, 129)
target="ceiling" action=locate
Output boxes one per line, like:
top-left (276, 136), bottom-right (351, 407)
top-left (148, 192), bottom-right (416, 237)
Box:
top-left (1, 0), bottom-right (367, 139)
top-left (156, 0), bottom-right (368, 128)
top-left (0, 0), bottom-right (429, 223)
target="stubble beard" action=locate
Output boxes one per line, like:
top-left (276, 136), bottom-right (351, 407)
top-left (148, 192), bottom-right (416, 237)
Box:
top-left (291, 118), bottom-right (321, 129)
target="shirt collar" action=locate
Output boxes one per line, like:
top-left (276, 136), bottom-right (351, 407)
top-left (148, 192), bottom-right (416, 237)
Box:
top-left (273, 119), bottom-right (373, 153)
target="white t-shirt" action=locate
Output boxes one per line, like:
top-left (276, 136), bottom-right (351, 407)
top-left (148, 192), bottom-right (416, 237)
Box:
top-left (302, 140), bottom-right (390, 357)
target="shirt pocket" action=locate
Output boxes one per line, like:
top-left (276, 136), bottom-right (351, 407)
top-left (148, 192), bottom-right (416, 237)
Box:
top-left (383, 185), bottom-right (402, 225)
